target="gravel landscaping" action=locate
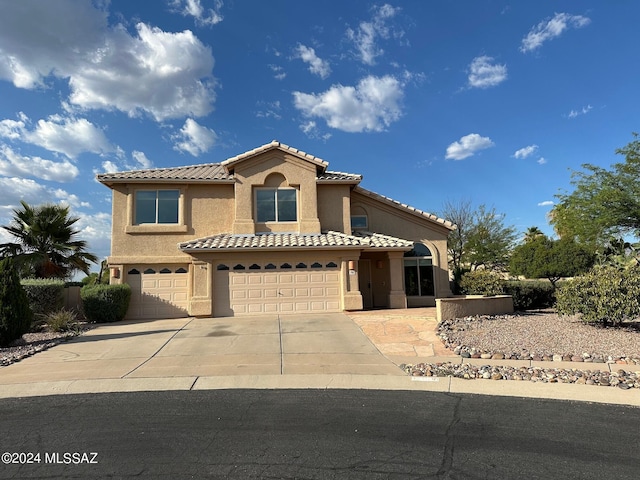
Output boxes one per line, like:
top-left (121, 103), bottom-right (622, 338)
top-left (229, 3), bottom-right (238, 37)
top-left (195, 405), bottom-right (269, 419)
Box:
top-left (405, 311), bottom-right (640, 389)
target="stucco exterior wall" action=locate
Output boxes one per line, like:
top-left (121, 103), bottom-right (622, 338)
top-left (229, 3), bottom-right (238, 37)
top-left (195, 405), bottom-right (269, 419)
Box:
top-left (317, 184), bottom-right (351, 233)
top-left (109, 183), bottom-right (234, 261)
top-left (350, 191), bottom-right (453, 300)
top-left (230, 151), bottom-right (321, 234)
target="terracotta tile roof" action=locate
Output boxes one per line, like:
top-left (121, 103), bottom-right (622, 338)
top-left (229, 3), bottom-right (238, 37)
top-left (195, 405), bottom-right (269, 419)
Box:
top-left (352, 231), bottom-right (415, 249)
top-left (317, 171), bottom-right (362, 182)
top-left (221, 140), bottom-right (329, 170)
top-left (354, 186), bottom-right (456, 230)
top-left (179, 230), bottom-right (413, 252)
top-left (96, 163), bottom-right (233, 183)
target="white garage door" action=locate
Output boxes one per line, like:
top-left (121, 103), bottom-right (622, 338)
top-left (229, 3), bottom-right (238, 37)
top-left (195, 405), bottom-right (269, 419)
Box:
top-left (214, 260), bottom-right (341, 317)
top-left (126, 266), bottom-right (189, 319)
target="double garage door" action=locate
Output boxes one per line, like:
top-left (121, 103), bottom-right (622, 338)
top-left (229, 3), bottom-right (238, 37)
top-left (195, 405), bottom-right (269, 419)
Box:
top-left (126, 265), bottom-right (189, 319)
top-left (214, 259), bottom-right (342, 317)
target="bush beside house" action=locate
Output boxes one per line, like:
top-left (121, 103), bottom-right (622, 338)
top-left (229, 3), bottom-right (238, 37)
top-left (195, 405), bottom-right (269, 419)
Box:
top-left (81, 284), bottom-right (131, 323)
top-left (0, 258), bottom-right (33, 346)
top-left (21, 279), bottom-right (65, 319)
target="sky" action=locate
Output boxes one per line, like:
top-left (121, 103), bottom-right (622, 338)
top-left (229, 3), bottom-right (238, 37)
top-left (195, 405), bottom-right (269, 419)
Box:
top-left (0, 0), bottom-right (639, 273)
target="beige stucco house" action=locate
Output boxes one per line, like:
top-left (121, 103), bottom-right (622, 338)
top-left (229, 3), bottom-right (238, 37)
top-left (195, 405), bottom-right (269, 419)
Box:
top-left (97, 141), bottom-right (455, 319)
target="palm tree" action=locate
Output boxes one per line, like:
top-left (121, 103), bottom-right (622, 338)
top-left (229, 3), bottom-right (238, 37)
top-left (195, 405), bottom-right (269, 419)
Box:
top-left (0, 201), bottom-right (98, 279)
top-left (523, 226), bottom-right (545, 243)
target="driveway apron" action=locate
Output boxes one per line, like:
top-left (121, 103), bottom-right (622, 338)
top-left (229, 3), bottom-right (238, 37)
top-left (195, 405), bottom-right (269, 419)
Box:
top-left (0, 314), bottom-right (403, 385)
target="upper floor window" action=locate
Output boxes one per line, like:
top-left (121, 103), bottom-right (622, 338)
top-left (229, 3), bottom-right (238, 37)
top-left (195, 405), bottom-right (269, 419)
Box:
top-left (135, 190), bottom-right (179, 224)
top-left (256, 188), bottom-right (297, 222)
top-left (351, 215), bottom-right (368, 230)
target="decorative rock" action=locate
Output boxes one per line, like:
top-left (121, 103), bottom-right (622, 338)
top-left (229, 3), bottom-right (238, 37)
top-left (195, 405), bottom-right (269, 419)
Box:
top-left (571, 356), bottom-right (584, 362)
top-left (491, 373), bottom-right (503, 380)
top-left (480, 353), bottom-right (492, 359)
top-left (460, 351), bottom-right (471, 358)
top-left (491, 353), bottom-right (505, 360)
top-left (552, 354), bottom-right (563, 362)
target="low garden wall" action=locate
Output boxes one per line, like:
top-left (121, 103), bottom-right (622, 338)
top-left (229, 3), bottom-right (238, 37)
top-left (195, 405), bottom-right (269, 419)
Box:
top-left (436, 295), bottom-right (514, 322)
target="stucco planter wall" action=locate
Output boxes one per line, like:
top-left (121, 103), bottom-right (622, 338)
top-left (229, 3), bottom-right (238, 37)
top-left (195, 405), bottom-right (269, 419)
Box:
top-left (436, 295), bottom-right (514, 322)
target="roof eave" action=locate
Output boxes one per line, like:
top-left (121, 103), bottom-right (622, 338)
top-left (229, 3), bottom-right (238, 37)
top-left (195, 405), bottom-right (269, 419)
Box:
top-left (180, 244), bottom-right (364, 253)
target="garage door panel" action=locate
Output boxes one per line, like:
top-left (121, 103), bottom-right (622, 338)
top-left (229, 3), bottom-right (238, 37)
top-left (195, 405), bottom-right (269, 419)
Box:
top-left (126, 266), bottom-right (189, 320)
top-left (231, 290), bottom-right (247, 300)
top-left (248, 289), bottom-right (263, 299)
top-left (214, 261), bottom-right (342, 317)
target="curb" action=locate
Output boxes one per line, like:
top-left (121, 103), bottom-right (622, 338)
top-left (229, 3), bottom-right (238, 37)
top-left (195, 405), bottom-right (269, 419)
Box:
top-left (1, 374), bottom-right (639, 407)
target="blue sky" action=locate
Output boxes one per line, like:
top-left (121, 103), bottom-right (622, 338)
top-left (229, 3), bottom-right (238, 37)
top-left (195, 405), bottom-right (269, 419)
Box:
top-left (0, 0), bottom-right (638, 269)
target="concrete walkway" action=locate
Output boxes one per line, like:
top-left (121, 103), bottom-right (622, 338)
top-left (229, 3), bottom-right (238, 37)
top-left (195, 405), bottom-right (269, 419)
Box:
top-left (0, 311), bottom-right (638, 406)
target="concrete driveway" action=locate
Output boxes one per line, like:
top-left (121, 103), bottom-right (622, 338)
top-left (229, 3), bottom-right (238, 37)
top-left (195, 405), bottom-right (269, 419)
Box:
top-left (0, 313), bottom-right (403, 386)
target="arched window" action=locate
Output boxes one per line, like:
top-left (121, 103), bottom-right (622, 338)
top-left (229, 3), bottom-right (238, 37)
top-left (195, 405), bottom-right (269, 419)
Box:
top-left (403, 243), bottom-right (435, 297)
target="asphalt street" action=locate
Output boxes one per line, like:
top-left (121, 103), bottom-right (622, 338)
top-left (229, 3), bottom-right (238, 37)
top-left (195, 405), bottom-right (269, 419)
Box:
top-left (0, 390), bottom-right (638, 479)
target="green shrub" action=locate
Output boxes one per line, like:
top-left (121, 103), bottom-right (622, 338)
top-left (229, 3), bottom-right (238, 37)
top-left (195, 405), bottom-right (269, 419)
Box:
top-left (46, 309), bottom-right (79, 333)
top-left (459, 270), bottom-right (505, 296)
top-left (80, 284), bottom-right (131, 323)
top-left (21, 278), bottom-right (65, 318)
top-left (504, 280), bottom-right (555, 311)
top-left (0, 258), bottom-right (33, 346)
top-left (556, 265), bottom-right (640, 326)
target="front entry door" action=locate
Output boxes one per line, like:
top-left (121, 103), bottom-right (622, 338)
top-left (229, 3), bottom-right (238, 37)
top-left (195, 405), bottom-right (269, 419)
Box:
top-left (358, 260), bottom-right (373, 309)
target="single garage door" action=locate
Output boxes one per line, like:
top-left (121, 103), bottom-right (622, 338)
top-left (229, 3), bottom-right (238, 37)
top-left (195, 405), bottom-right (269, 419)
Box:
top-left (213, 260), bottom-right (341, 316)
top-left (126, 265), bottom-right (189, 319)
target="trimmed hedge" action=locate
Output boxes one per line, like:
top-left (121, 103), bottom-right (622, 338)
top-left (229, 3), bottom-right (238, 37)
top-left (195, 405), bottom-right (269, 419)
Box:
top-left (459, 271), bottom-right (555, 311)
top-left (21, 279), bottom-right (65, 317)
top-left (459, 270), bottom-right (505, 296)
top-left (504, 280), bottom-right (555, 311)
top-left (81, 284), bottom-right (132, 323)
top-left (0, 258), bottom-right (33, 346)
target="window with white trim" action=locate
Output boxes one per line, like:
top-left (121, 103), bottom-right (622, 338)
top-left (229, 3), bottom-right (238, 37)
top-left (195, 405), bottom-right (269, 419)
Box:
top-left (403, 243), bottom-right (435, 297)
top-left (135, 190), bottom-right (179, 224)
top-left (256, 188), bottom-right (297, 222)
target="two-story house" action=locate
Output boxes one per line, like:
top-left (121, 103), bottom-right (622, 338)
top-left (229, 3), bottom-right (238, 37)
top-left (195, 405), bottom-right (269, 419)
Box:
top-left (97, 141), bottom-right (455, 319)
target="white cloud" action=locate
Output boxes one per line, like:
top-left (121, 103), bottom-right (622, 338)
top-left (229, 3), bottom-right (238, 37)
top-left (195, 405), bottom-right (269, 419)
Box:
top-left (75, 211), bottom-right (112, 261)
top-left (445, 134), bottom-right (495, 160)
top-left (0, 118), bottom-right (27, 139)
top-left (468, 56), bottom-right (507, 88)
top-left (256, 101), bottom-right (282, 120)
top-left (172, 118), bottom-right (217, 156)
top-left (269, 64), bottom-right (286, 80)
top-left (537, 157), bottom-right (547, 165)
top-left (295, 44), bottom-right (331, 79)
top-left (521, 13), bottom-right (591, 53)
top-left (132, 150), bottom-right (153, 169)
top-left (538, 200), bottom-right (554, 207)
top-left (346, 4), bottom-right (403, 65)
top-left (170, 0), bottom-right (224, 26)
top-left (568, 104), bottom-right (593, 118)
top-left (28, 115), bottom-right (114, 159)
top-left (0, 144), bottom-right (79, 182)
top-left (100, 161), bottom-right (119, 174)
top-left (0, 113), bottom-right (115, 160)
top-left (0, 1), bottom-right (216, 121)
top-left (514, 144), bottom-right (539, 159)
top-left (293, 75), bottom-right (404, 133)
top-left (0, 176), bottom-right (88, 210)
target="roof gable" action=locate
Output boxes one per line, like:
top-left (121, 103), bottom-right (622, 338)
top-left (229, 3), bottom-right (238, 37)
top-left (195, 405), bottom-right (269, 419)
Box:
top-left (220, 140), bottom-right (328, 174)
top-left (354, 186), bottom-right (456, 231)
